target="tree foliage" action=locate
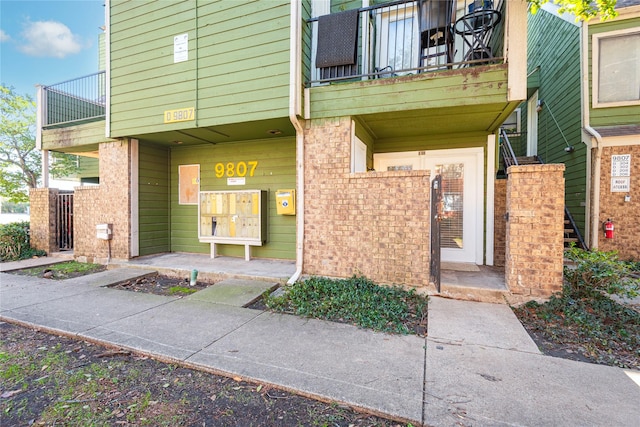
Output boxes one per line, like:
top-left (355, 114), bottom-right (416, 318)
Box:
top-left (531, 0), bottom-right (618, 21)
top-left (0, 85), bottom-right (79, 203)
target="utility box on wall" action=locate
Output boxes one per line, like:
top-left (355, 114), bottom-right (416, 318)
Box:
top-left (198, 190), bottom-right (267, 249)
top-left (276, 189), bottom-right (296, 215)
top-left (96, 224), bottom-right (113, 240)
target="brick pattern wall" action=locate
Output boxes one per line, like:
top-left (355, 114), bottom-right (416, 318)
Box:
top-left (493, 179), bottom-right (507, 267)
top-left (74, 140), bottom-right (132, 262)
top-left (303, 118), bottom-right (432, 287)
top-left (597, 144), bottom-right (640, 260)
top-left (29, 188), bottom-right (58, 253)
top-left (505, 164), bottom-right (565, 297)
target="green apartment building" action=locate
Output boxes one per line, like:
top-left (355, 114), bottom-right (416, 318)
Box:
top-left (34, 0), bottom-right (570, 300)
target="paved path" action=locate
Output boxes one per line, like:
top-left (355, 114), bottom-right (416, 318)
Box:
top-left (1, 266), bottom-right (639, 426)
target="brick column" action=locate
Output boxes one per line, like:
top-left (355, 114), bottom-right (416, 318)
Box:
top-left (505, 164), bottom-right (565, 298)
top-left (29, 187), bottom-right (58, 254)
top-left (74, 139), bottom-right (132, 262)
top-left (597, 144), bottom-right (640, 260)
top-left (303, 118), bottom-right (432, 287)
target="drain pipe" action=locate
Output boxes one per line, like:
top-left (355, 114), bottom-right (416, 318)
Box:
top-left (580, 19), bottom-right (603, 249)
top-left (287, 0), bottom-right (304, 285)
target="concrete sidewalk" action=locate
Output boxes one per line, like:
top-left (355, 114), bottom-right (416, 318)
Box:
top-left (1, 266), bottom-right (639, 426)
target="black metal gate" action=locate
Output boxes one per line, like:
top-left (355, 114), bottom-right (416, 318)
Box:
top-left (56, 192), bottom-right (74, 250)
top-left (430, 175), bottom-right (442, 292)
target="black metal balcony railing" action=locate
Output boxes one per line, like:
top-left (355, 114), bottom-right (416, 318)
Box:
top-left (41, 71), bottom-right (106, 128)
top-left (307, 0), bottom-right (505, 85)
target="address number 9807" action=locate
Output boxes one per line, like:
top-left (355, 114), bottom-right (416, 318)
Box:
top-left (215, 161), bottom-right (258, 178)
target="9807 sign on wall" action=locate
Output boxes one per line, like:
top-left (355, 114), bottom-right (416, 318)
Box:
top-left (164, 107), bottom-right (195, 123)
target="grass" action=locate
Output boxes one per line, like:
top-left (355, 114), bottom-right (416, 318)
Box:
top-left (13, 261), bottom-right (105, 279)
top-left (265, 275), bottom-right (428, 335)
top-left (168, 285), bottom-right (198, 295)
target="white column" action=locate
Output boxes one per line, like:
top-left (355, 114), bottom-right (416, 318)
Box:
top-left (41, 150), bottom-right (50, 188)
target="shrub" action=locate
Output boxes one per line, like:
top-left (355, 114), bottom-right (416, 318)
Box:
top-left (265, 275), bottom-right (428, 335)
top-left (0, 221), bottom-right (46, 261)
top-left (563, 245), bottom-right (639, 300)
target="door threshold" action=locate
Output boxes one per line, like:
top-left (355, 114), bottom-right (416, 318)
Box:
top-left (441, 262), bottom-right (480, 272)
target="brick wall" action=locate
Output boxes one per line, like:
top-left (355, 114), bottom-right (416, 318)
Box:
top-left (494, 179), bottom-right (507, 267)
top-left (596, 144), bottom-right (640, 260)
top-left (29, 187), bottom-right (58, 253)
top-left (505, 164), bottom-right (565, 297)
top-left (74, 140), bottom-right (132, 262)
top-left (303, 118), bottom-right (432, 287)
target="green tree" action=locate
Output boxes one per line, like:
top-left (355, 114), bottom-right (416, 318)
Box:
top-left (0, 85), bottom-right (78, 203)
top-left (531, 0), bottom-right (618, 21)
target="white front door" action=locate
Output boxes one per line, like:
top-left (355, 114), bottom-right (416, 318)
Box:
top-left (374, 148), bottom-right (484, 264)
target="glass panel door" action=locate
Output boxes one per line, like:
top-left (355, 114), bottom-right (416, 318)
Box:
top-left (438, 163), bottom-right (464, 249)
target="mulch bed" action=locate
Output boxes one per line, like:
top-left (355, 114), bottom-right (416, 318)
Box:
top-left (107, 273), bottom-right (214, 296)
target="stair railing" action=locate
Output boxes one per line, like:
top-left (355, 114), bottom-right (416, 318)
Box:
top-left (564, 206), bottom-right (588, 250)
top-left (498, 127), bottom-right (587, 250)
top-left (499, 128), bottom-right (519, 169)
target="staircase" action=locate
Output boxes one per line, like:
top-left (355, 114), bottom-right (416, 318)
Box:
top-left (499, 129), bottom-right (588, 251)
top-left (564, 208), bottom-right (587, 250)
top-left (514, 155), bottom-right (541, 165)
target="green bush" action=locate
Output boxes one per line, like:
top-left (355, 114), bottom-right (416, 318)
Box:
top-left (0, 221), bottom-right (45, 261)
top-left (265, 275), bottom-right (428, 335)
top-left (564, 245), bottom-right (639, 299)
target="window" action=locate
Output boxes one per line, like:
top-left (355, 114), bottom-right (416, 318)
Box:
top-left (502, 108), bottom-right (521, 135)
top-left (375, 3), bottom-right (419, 75)
top-left (592, 28), bottom-right (640, 108)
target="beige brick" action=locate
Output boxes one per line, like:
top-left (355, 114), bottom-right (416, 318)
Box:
top-left (505, 164), bottom-right (565, 297)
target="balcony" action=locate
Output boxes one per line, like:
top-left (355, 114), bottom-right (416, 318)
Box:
top-left (307, 0), bottom-right (506, 86)
top-left (39, 71), bottom-right (106, 129)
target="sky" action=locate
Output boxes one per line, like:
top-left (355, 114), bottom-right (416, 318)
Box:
top-left (0, 0), bottom-right (105, 99)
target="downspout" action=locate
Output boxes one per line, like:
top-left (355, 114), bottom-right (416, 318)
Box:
top-left (287, 0), bottom-right (304, 285)
top-left (105, 0), bottom-right (111, 138)
top-left (580, 18), bottom-right (602, 249)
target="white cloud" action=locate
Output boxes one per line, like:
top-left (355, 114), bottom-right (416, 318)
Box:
top-left (0, 29), bottom-right (9, 42)
top-left (19, 20), bottom-right (83, 58)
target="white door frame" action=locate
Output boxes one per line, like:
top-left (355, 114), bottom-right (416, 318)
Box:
top-left (374, 147), bottom-right (484, 265)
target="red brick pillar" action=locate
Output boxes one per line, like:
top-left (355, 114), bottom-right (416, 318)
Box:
top-left (29, 187), bottom-right (58, 254)
top-left (505, 164), bottom-right (565, 298)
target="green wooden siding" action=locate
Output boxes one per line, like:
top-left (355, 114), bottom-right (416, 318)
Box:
top-left (375, 132), bottom-right (487, 153)
top-left (521, 9), bottom-right (586, 233)
top-left (331, 0), bottom-right (361, 13)
top-left (42, 121), bottom-right (112, 152)
top-left (99, 32), bottom-right (106, 71)
top-left (78, 156), bottom-right (99, 180)
top-left (589, 16), bottom-right (640, 127)
top-left (309, 66), bottom-right (509, 119)
top-left (138, 142), bottom-right (170, 256)
top-left (109, 0), bottom-right (291, 138)
top-left (170, 138), bottom-right (296, 260)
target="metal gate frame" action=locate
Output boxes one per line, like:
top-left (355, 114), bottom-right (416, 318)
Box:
top-left (56, 192), bottom-right (74, 250)
top-left (430, 175), bottom-right (442, 292)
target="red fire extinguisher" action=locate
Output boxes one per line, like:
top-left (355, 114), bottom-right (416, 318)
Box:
top-left (603, 219), bottom-right (614, 239)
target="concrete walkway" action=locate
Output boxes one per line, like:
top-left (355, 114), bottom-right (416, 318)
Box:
top-left (1, 265), bottom-right (639, 426)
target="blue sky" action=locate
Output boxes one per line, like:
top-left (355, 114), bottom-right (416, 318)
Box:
top-left (0, 0), bottom-right (104, 99)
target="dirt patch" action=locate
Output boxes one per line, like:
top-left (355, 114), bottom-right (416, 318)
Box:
top-left (513, 297), bottom-right (640, 370)
top-left (107, 273), bottom-right (214, 297)
top-left (0, 323), bottom-right (403, 426)
top-left (8, 261), bottom-right (106, 280)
